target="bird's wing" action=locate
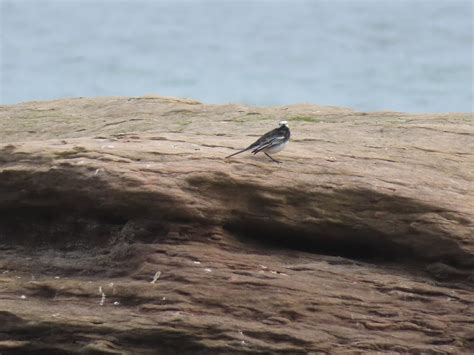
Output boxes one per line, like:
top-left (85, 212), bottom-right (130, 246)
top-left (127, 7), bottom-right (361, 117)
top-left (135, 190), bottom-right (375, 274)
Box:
top-left (247, 127), bottom-right (282, 148)
top-left (251, 135), bottom-right (286, 154)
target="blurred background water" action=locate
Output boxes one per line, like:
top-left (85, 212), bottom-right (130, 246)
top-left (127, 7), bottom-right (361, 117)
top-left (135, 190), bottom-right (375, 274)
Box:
top-left (1, 0), bottom-right (472, 112)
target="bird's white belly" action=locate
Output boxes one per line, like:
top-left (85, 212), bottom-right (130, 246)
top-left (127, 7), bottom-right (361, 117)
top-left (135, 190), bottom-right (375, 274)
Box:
top-left (264, 141), bottom-right (288, 154)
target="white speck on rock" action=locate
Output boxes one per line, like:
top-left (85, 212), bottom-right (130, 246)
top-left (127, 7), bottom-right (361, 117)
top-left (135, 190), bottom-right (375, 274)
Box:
top-left (99, 286), bottom-right (106, 306)
top-left (151, 271), bottom-right (162, 284)
top-left (204, 268), bottom-right (212, 272)
top-left (20, 295), bottom-right (27, 299)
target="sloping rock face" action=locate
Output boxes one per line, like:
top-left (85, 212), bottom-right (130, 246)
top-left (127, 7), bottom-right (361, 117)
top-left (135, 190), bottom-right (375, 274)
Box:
top-left (0, 96), bottom-right (473, 354)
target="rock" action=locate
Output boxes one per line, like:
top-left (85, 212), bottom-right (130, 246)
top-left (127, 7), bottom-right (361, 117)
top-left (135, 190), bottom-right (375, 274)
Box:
top-left (0, 96), bottom-right (473, 353)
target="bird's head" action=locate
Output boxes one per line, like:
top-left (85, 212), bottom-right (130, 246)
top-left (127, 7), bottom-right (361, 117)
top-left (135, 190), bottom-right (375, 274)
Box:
top-left (279, 120), bottom-right (288, 127)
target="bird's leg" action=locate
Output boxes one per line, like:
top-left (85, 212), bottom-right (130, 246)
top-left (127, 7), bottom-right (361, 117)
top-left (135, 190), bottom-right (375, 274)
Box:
top-left (264, 152), bottom-right (282, 164)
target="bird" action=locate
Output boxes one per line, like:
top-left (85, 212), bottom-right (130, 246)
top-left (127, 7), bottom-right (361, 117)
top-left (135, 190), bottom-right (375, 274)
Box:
top-left (226, 121), bottom-right (290, 163)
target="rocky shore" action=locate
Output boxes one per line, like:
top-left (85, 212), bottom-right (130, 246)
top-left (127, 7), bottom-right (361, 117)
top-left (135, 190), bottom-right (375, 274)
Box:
top-left (0, 96), bottom-right (473, 353)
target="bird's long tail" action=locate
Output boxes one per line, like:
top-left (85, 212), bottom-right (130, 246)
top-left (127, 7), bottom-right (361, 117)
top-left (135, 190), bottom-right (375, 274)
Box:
top-left (226, 147), bottom-right (251, 159)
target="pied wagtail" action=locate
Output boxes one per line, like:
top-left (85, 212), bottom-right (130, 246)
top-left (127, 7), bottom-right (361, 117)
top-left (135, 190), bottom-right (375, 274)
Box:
top-left (226, 121), bottom-right (290, 163)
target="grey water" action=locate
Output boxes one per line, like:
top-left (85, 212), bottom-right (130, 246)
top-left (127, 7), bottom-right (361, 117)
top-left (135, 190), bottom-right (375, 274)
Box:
top-left (1, 0), bottom-right (473, 112)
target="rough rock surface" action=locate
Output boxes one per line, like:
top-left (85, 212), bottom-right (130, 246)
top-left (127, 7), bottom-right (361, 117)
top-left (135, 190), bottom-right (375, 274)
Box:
top-left (0, 96), bottom-right (473, 354)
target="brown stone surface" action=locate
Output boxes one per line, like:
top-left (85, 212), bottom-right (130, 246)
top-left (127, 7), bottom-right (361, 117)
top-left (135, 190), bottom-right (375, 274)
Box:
top-left (0, 96), bottom-right (473, 354)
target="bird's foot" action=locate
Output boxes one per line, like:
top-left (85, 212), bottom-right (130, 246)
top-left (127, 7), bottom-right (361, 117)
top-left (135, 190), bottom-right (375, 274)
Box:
top-left (265, 153), bottom-right (282, 164)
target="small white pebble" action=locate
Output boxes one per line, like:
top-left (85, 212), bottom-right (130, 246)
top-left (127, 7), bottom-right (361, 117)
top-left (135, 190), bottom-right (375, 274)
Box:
top-left (113, 301), bottom-right (120, 306)
top-left (193, 261), bottom-right (201, 265)
top-left (204, 268), bottom-right (212, 273)
top-left (20, 295), bottom-right (26, 299)
top-left (162, 297), bottom-right (166, 301)
top-left (54, 276), bottom-right (60, 279)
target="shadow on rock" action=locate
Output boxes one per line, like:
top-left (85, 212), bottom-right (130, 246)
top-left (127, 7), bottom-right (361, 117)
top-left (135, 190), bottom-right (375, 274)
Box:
top-left (0, 149), bottom-right (472, 274)
top-left (188, 174), bottom-right (474, 269)
top-left (0, 150), bottom-right (195, 260)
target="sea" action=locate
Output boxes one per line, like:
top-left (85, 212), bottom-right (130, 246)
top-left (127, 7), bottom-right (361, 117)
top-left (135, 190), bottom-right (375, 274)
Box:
top-left (1, 0), bottom-right (473, 112)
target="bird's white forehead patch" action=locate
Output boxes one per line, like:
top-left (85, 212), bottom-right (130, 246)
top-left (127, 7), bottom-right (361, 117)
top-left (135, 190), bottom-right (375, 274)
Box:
top-left (279, 120), bottom-right (288, 126)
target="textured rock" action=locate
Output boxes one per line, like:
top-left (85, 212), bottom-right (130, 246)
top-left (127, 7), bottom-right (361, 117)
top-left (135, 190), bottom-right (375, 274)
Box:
top-left (0, 96), bottom-right (473, 354)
